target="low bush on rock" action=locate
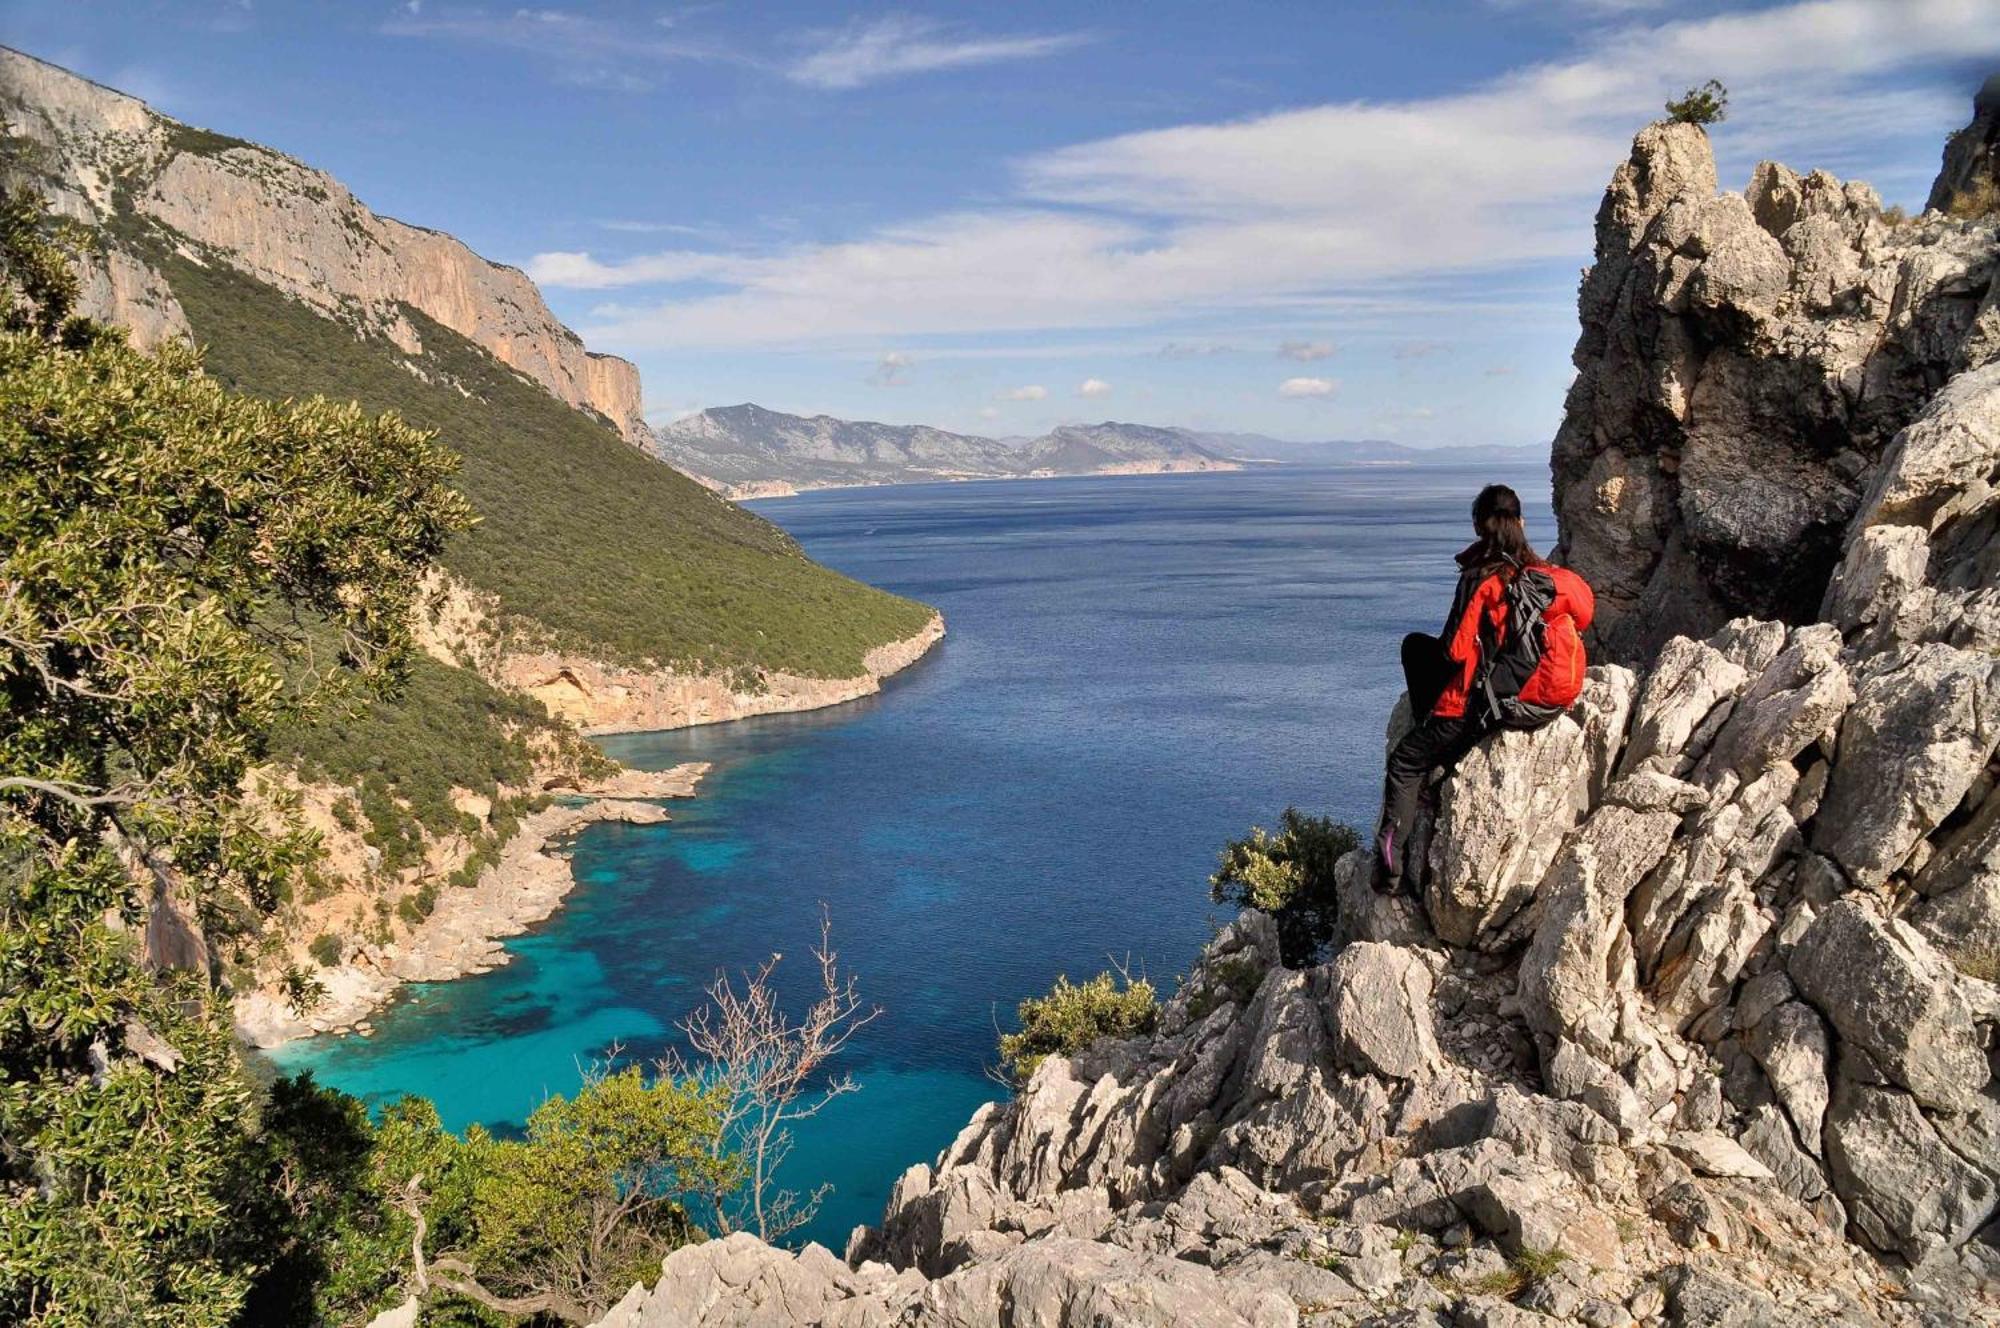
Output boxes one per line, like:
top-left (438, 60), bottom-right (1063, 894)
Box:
top-left (1665, 79), bottom-right (1728, 126)
top-left (1210, 809), bottom-right (1357, 967)
top-left (999, 971), bottom-right (1159, 1082)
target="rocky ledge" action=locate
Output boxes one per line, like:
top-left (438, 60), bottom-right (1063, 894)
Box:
top-left (235, 765), bottom-right (704, 1048)
top-left (587, 100), bottom-right (2000, 1328)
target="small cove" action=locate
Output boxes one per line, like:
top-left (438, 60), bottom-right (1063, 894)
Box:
top-left (272, 463), bottom-right (1547, 1249)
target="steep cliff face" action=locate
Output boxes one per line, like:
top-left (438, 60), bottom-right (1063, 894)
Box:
top-left (591, 97), bottom-right (2000, 1328)
top-left (1554, 121), bottom-right (1999, 663)
top-left (0, 46), bottom-right (648, 442)
top-left (1929, 74), bottom-right (2000, 217)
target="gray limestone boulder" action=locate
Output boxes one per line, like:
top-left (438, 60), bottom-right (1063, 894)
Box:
top-left (1811, 644), bottom-right (2000, 890)
top-left (1315, 942), bottom-right (1442, 1082)
top-left (1788, 897), bottom-right (1990, 1112)
top-left (910, 1236), bottom-right (1295, 1328)
top-left (1824, 1078), bottom-right (1998, 1264)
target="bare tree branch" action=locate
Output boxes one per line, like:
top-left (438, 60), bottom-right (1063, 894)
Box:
top-left (676, 907), bottom-right (880, 1243)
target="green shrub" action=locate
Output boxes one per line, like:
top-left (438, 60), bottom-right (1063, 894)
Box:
top-left (1211, 809), bottom-right (1359, 967)
top-left (1665, 79), bottom-right (1728, 126)
top-left (998, 971), bottom-right (1158, 1082)
top-left (307, 932), bottom-right (344, 968)
top-left (395, 882), bottom-right (439, 927)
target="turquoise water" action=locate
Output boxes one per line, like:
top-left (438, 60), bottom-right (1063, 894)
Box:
top-left (272, 464), bottom-right (1546, 1250)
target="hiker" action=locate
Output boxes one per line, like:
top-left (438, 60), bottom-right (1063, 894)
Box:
top-left (1374, 483), bottom-right (1593, 892)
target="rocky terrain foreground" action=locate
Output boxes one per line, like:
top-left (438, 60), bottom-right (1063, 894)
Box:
top-left (583, 108), bottom-right (2000, 1326)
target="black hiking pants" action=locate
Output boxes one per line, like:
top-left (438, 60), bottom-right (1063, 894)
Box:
top-left (1378, 633), bottom-right (1484, 886)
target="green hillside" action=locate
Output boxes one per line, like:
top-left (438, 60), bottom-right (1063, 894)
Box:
top-left (151, 246), bottom-right (933, 678)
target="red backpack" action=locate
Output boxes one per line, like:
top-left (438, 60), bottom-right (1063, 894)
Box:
top-left (1475, 565), bottom-right (1594, 729)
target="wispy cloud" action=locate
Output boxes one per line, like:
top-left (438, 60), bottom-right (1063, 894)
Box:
top-left (379, 6), bottom-right (741, 91)
top-left (999, 384), bottom-right (1048, 401)
top-left (786, 15), bottom-right (1088, 90)
top-left (534, 0), bottom-right (1997, 350)
top-left (1156, 341), bottom-right (1238, 358)
top-left (1395, 341), bottom-right (1449, 360)
top-left (1278, 340), bottom-right (1336, 362)
top-left (1279, 376), bottom-right (1337, 398)
top-left (599, 219), bottom-right (721, 237)
top-left (1077, 378), bottom-right (1112, 398)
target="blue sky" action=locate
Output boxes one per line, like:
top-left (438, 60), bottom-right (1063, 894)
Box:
top-left (6, 1), bottom-right (1997, 444)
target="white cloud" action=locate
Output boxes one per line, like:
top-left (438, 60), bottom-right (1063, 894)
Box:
top-left (547, 0), bottom-right (1998, 351)
top-left (1157, 341), bottom-right (1237, 358)
top-left (525, 249), bottom-right (739, 288)
top-left (1000, 384), bottom-right (1048, 401)
top-left (1077, 378), bottom-right (1112, 398)
top-left (1279, 377), bottom-right (1337, 398)
top-left (979, 405), bottom-right (1002, 421)
top-left (1395, 341), bottom-right (1449, 360)
top-left (1278, 340), bottom-right (1336, 361)
top-left (868, 350), bottom-right (915, 386)
top-left (787, 16), bottom-right (1087, 90)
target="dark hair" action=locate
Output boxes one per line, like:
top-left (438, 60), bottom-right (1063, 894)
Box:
top-left (1468, 483), bottom-right (1543, 576)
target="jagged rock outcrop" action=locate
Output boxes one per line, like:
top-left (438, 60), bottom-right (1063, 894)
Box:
top-left (0, 46), bottom-right (648, 442)
top-left (593, 97), bottom-right (2000, 1328)
top-left (1554, 116), bottom-right (2000, 662)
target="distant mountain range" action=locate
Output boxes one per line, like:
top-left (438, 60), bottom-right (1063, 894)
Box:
top-left (650, 404), bottom-right (1545, 497)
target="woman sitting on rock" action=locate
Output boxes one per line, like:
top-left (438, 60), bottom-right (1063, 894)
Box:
top-left (1375, 483), bottom-right (1593, 893)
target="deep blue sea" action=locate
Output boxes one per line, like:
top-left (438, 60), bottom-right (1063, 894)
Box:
top-left (271, 463), bottom-right (1547, 1250)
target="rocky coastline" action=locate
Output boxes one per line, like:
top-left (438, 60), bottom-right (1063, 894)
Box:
top-left (505, 611), bottom-right (947, 736)
top-left (234, 765), bottom-right (705, 1049)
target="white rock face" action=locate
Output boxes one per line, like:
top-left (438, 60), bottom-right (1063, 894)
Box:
top-left (1554, 118), bottom-right (2000, 662)
top-left (0, 47), bottom-right (648, 443)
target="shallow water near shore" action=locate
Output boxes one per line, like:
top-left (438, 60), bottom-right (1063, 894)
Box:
top-left (272, 463), bottom-right (1546, 1249)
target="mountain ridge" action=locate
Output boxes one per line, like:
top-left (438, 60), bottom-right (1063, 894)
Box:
top-left (652, 401), bottom-right (1542, 497)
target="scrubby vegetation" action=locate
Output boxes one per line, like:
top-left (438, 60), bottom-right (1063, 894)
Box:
top-left (162, 120), bottom-right (253, 159)
top-left (152, 246), bottom-right (935, 678)
top-left (1211, 809), bottom-right (1358, 967)
top-left (1665, 79), bottom-right (1728, 127)
top-left (0, 185), bottom-right (470, 1325)
top-left (998, 970), bottom-right (1159, 1082)
top-left (241, 1067), bottom-right (732, 1326)
top-left (271, 648), bottom-right (606, 874)
top-left (1946, 176), bottom-right (2000, 220)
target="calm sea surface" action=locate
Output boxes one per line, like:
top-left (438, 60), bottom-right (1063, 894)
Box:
top-left (272, 463), bottom-right (1548, 1249)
